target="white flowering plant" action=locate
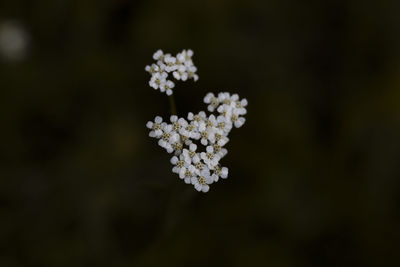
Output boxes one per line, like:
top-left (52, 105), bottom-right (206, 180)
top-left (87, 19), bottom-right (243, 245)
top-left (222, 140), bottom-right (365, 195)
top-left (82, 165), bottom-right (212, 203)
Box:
top-left (145, 49), bottom-right (247, 193)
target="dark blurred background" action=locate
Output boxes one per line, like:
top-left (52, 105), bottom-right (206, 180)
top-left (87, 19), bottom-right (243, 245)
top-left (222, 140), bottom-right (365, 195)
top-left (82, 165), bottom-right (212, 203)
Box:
top-left (1, 0), bottom-right (400, 266)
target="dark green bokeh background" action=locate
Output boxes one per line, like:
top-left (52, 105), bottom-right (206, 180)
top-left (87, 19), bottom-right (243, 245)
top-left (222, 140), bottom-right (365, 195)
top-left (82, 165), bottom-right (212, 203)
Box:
top-left (1, 0), bottom-right (400, 266)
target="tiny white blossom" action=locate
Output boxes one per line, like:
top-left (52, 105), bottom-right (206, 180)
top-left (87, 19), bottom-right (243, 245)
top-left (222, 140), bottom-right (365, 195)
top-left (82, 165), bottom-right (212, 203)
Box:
top-left (186, 65), bottom-right (198, 81)
top-left (212, 143), bottom-right (228, 158)
top-left (179, 134), bottom-right (192, 146)
top-left (179, 120), bottom-right (199, 140)
top-left (164, 55), bottom-right (178, 72)
top-left (191, 169), bottom-right (213, 193)
top-left (170, 154), bottom-right (193, 179)
top-left (153, 49), bottom-right (164, 60)
top-left (235, 98), bottom-right (248, 115)
top-left (177, 49), bottom-right (194, 64)
top-left (171, 140), bottom-right (184, 155)
top-left (198, 122), bottom-right (216, 145)
top-left (230, 110), bottom-right (246, 128)
top-left (218, 92), bottom-right (231, 103)
top-left (172, 65), bottom-right (188, 81)
top-left (145, 63), bottom-right (159, 74)
top-left (182, 143), bottom-right (200, 164)
top-left (188, 111), bottom-right (207, 128)
top-left (206, 114), bottom-right (218, 128)
top-left (157, 124), bottom-right (179, 153)
top-left (204, 92), bottom-right (220, 112)
top-left (217, 103), bottom-right (234, 119)
top-left (149, 72), bottom-right (167, 90)
top-left (215, 115), bottom-right (233, 135)
top-left (160, 80), bottom-right (175, 95)
top-left (229, 93), bottom-right (240, 104)
top-left (211, 165), bottom-right (229, 182)
top-left (170, 115), bottom-right (186, 132)
top-left (146, 116), bottom-right (164, 138)
top-left (183, 164), bottom-right (197, 184)
top-left (214, 132), bottom-right (229, 147)
top-left (201, 146), bottom-right (220, 169)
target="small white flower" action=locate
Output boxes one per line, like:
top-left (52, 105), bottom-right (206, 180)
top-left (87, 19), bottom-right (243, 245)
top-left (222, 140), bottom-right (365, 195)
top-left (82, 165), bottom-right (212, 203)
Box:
top-left (186, 65), bottom-right (198, 81)
top-left (172, 65), bottom-right (188, 81)
top-left (235, 98), bottom-right (248, 115)
top-left (212, 143), bottom-right (228, 158)
top-left (230, 110), bottom-right (246, 128)
top-left (179, 134), bottom-right (192, 146)
top-left (171, 140), bottom-right (184, 155)
top-left (160, 80), bottom-right (175, 95)
top-left (170, 115), bottom-right (185, 131)
top-left (153, 49), bottom-right (164, 60)
top-left (188, 111), bottom-right (207, 127)
top-left (146, 116), bottom-right (164, 138)
top-left (157, 61), bottom-right (167, 72)
top-left (149, 72), bottom-right (167, 90)
top-left (228, 93), bottom-right (240, 105)
top-left (191, 169), bottom-right (213, 193)
top-left (145, 63), bottom-right (159, 74)
top-left (215, 115), bottom-right (233, 135)
top-left (198, 123), bottom-right (215, 145)
top-left (164, 55), bottom-right (178, 72)
top-left (170, 117), bottom-right (192, 147)
top-left (171, 154), bottom-right (193, 179)
top-left (217, 103), bottom-right (234, 119)
top-left (199, 116), bottom-right (221, 145)
top-left (158, 124), bottom-right (179, 153)
top-left (201, 146), bottom-right (220, 169)
top-left (206, 114), bottom-right (217, 128)
top-left (218, 92), bottom-right (231, 103)
top-left (186, 49), bottom-right (194, 57)
top-left (177, 49), bottom-right (194, 64)
top-left (192, 161), bottom-right (207, 175)
top-left (176, 51), bottom-right (185, 63)
top-left (214, 132), bottom-right (229, 147)
top-left (204, 93), bottom-right (220, 112)
top-left (182, 164), bottom-right (197, 184)
top-left (211, 165), bottom-right (228, 182)
top-left (179, 120), bottom-right (198, 139)
top-left (182, 143), bottom-right (200, 164)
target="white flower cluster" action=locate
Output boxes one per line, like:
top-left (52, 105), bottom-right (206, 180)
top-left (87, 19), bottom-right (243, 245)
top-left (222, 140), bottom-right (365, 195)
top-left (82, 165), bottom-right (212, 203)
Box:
top-left (145, 49), bottom-right (199, 96)
top-left (146, 92), bottom-right (247, 192)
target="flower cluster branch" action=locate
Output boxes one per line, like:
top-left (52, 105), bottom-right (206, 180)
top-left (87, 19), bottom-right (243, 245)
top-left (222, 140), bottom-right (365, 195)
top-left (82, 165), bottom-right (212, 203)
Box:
top-left (145, 49), bottom-right (247, 192)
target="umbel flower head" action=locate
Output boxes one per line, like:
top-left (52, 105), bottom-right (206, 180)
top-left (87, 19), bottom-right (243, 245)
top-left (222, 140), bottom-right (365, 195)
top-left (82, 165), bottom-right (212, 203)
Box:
top-left (145, 49), bottom-right (198, 95)
top-left (145, 49), bottom-right (247, 193)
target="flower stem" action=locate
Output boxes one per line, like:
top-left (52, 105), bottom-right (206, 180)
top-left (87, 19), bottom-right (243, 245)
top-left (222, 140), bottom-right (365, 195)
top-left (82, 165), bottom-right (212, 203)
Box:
top-left (168, 94), bottom-right (177, 116)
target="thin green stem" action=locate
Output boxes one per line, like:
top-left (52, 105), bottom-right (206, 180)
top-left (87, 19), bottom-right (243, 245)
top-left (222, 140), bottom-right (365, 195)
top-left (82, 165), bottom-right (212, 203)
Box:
top-left (168, 94), bottom-right (177, 116)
